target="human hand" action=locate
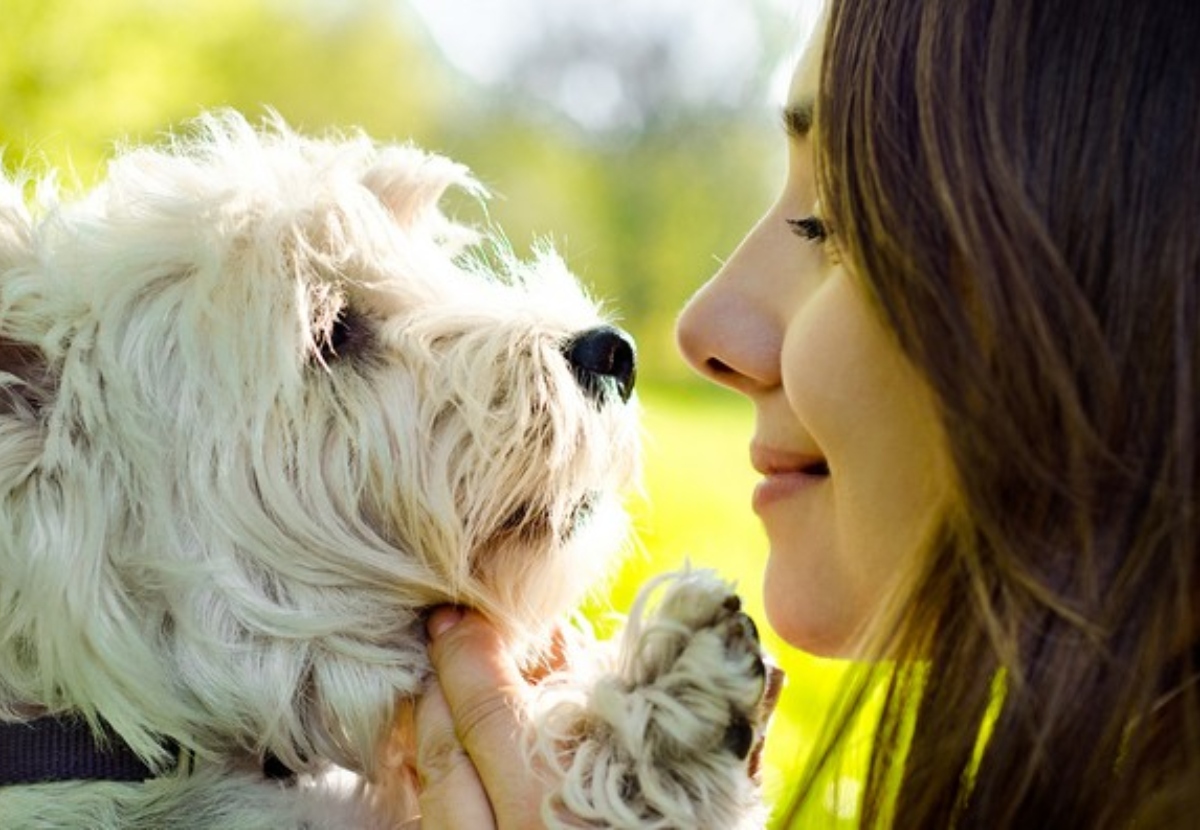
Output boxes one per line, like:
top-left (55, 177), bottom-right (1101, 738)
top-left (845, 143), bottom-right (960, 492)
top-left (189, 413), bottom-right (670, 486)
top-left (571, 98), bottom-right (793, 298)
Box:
top-left (413, 575), bottom-right (783, 829)
top-left (413, 607), bottom-right (552, 829)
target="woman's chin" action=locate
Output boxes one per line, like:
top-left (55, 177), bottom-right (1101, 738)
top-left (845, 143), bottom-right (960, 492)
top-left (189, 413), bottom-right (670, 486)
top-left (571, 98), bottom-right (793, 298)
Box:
top-left (763, 582), bottom-right (861, 660)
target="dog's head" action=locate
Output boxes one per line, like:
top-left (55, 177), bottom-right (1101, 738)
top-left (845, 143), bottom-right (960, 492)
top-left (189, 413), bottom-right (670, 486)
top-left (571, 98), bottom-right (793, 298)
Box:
top-left (0, 111), bottom-right (639, 774)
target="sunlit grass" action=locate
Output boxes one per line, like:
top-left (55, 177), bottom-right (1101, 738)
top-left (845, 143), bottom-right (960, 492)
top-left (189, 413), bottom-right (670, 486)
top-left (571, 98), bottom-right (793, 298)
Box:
top-left (582, 384), bottom-right (862, 827)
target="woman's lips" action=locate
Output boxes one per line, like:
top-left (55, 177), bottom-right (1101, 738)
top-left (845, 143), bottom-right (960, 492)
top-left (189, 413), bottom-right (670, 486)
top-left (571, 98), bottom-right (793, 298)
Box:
top-left (750, 445), bottom-right (830, 513)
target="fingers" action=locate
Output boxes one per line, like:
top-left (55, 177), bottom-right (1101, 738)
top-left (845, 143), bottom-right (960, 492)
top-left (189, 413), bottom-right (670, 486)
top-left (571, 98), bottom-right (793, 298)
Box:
top-left (413, 675), bottom-right (498, 829)
top-left (421, 606), bottom-right (546, 828)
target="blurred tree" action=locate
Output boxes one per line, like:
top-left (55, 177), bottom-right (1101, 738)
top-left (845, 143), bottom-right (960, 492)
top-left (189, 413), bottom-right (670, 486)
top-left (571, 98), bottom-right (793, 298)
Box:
top-left (0, 0), bottom-right (451, 177)
top-left (407, 0), bottom-right (796, 134)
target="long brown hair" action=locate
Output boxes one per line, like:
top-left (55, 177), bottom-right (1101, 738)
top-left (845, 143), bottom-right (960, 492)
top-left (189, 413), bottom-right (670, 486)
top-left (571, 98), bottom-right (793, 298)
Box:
top-left (787, 0), bottom-right (1200, 826)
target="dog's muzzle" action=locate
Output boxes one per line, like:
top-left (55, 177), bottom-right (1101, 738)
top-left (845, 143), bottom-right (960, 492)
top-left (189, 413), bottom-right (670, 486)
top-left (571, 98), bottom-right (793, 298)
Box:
top-left (562, 325), bottom-right (637, 404)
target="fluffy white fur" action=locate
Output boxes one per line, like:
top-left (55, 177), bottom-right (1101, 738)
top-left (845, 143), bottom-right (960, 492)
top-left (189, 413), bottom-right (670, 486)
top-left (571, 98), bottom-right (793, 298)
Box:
top-left (0, 112), bottom-right (770, 828)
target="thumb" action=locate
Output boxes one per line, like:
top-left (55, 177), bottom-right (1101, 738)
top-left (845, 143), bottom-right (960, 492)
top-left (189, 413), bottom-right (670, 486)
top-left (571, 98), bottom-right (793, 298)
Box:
top-left (424, 607), bottom-right (544, 826)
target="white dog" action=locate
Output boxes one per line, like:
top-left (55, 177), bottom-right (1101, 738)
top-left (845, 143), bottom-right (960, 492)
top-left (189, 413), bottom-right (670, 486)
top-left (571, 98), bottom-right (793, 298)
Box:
top-left (0, 112), bottom-right (773, 829)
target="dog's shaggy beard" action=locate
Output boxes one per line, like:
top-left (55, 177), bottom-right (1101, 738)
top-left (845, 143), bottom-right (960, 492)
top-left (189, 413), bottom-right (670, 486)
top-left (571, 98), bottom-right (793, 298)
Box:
top-left (0, 112), bottom-right (640, 806)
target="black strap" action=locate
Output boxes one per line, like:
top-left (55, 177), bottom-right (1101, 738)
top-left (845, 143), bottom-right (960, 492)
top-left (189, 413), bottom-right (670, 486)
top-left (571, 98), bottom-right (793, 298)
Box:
top-left (0, 716), bottom-right (163, 785)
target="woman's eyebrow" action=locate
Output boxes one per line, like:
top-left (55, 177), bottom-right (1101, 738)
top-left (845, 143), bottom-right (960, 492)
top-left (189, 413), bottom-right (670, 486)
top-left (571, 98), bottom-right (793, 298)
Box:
top-left (782, 98), bottom-right (815, 139)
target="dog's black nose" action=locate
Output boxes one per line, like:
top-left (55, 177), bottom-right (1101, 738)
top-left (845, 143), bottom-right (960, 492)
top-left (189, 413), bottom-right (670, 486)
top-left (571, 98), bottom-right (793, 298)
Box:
top-left (562, 325), bottom-right (637, 403)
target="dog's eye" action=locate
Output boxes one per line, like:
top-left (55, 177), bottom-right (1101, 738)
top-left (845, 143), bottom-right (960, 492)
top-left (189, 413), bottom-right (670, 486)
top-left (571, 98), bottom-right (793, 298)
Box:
top-left (328, 313), bottom-right (351, 355)
top-left (316, 308), bottom-right (362, 363)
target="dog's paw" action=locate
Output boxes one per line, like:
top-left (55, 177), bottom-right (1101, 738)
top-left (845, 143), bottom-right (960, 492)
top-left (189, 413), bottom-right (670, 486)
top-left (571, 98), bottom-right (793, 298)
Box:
top-left (540, 570), bottom-right (776, 828)
top-left (613, 570), bottom-right (772, 764)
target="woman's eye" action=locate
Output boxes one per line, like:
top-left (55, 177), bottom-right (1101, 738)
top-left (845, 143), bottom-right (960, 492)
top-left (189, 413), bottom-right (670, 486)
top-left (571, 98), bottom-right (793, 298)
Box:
top-left (787, 215), bottom-right (829, 243)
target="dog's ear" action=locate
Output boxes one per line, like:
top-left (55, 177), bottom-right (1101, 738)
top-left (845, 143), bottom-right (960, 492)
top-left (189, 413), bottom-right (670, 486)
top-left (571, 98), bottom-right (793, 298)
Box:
top-left (360, 147), bottom-right (485, 253)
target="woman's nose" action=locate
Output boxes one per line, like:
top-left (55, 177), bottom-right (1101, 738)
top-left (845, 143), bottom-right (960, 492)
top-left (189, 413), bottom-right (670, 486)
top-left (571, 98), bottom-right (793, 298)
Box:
top-left (676, 218), bottom-right (785, 395)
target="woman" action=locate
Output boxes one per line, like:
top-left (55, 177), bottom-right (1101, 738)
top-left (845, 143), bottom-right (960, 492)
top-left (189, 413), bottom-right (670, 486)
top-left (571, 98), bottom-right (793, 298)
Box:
top-left (416, 0), bottom-right (1200, 826)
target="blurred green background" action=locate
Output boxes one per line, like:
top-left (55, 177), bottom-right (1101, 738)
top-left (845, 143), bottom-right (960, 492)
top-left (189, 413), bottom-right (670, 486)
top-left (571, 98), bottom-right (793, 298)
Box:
top-left (2, 0), bottom-right (855, 824)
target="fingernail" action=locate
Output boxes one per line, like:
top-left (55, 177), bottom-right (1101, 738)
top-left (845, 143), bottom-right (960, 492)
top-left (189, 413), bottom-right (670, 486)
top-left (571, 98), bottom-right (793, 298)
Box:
top-left (426, 606), bottom-right (464, 640)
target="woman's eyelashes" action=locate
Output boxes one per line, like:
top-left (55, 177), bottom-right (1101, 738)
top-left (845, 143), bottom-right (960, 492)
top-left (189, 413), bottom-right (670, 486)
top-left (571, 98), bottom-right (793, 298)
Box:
top-left (787, 215), bottom-right (829, 243)
top-left (787, 214), bottom-right (842, 267)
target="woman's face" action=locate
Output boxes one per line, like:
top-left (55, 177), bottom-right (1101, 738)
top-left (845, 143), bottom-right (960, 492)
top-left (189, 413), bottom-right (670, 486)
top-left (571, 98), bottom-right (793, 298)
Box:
top-left (675, 55), bottom-right (951, 657)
